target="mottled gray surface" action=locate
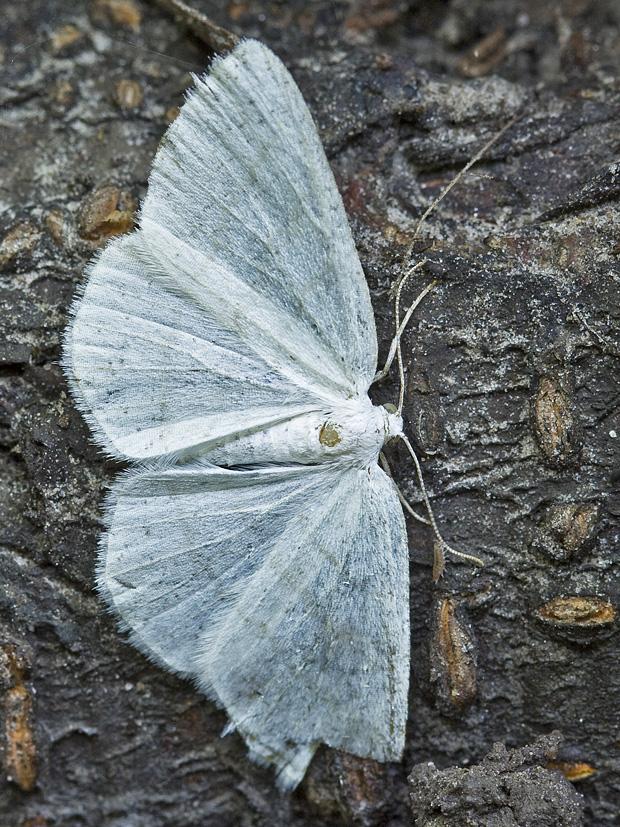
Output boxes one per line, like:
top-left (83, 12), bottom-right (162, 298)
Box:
top-left (409, 732), bottom-right (584, 826)
top-left (1, 0), bottom-right (619, 825)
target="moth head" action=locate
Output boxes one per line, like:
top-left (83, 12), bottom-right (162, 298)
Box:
top-left (381, 403), bottom-right (404, 443)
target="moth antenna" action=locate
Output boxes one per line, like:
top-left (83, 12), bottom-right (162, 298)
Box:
top-left (400, 112), bottom-right (522, 281)
top-left (379, 452), bottom-right (430, 526)
top-left (380, 118), bottom-right (523, 574)
top-left (107, 36), bottom-right (205, 71)
top-left (399, 432), bottom-right (484, 577)
top-left (380, 282), bottom-right (484, 573)
top-left (376, 115), bottom-right (521, 395)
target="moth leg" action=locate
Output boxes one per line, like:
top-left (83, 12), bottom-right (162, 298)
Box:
top-left (398, 433), bottom-right (485, 580)
top-left (378, 452), bottom-right (429, 526)
top-left (372, 266), bottom-right (435, 388)
top-left (379, 444), bottom-right (484, 581)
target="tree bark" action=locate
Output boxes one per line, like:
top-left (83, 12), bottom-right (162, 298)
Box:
top-left (1, 0), bottom-right (618, 824)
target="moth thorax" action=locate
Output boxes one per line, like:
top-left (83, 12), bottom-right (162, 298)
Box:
top-left (314, 398), bottom-right (403, 468)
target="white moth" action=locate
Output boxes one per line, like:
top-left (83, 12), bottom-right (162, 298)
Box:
top-left (64, 39), bottom-right (412, 790)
